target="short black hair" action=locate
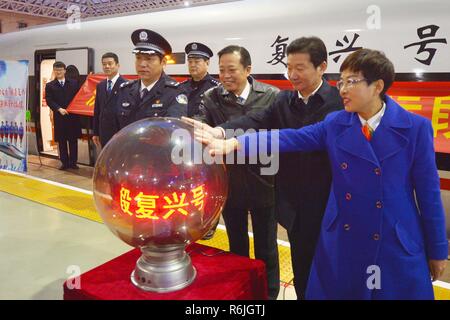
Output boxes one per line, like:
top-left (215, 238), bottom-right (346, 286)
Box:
top-left (340, 48), bottom-right (395, 98)
top-left (218, 45), bottom-right (252, 68)
top-left (102, 52), bottom-right (119, 64)
top-left (135, 52), bottom-right (164, 63)
top-left (65, 65), bottom-right (80, 81)
top-left (286, 37), bottom-right (327, 68)
top-left (53, 61), bottom-right (66, 69)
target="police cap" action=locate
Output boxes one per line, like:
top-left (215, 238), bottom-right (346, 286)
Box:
top-left (131, 29), bottom-right (172, 56)
top-left (185, 42), bottom-right (213, 60)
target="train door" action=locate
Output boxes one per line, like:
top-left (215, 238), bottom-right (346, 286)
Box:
top-left (34, 47), bottom-right (94, 165)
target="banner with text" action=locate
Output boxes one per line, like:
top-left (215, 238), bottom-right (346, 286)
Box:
top-left (0, 60), bottom-right (28, 172)
top-left (67, 75), bottom-right (450, 153)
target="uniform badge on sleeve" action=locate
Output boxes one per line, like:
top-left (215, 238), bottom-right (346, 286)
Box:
top-left (176, 94), bottom-right (188, 105)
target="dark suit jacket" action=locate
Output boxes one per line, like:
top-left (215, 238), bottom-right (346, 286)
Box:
top-left (220, 80), bottom-right (343, 231)
top-left (179, 73), bottom-right (220, 117)
top-left (198, 77), bottom-right (280, 208)
top-left (45, 78), bottom-right (81, 141)
top-left (93, 75), bottom-right (126, 146)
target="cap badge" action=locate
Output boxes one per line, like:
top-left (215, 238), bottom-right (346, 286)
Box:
top-left (191, 43), bottom-right (197, 50)
top-left (139, 31), bottom-right (148, 41)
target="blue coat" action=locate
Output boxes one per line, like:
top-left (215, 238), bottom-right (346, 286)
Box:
top-left (238, 96), bottom-right (448, 299)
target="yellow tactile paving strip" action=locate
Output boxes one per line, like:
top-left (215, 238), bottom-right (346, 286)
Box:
top-left (0, 169), bottom-right (448, 300)
top-left (0, 170), bottom-right (294, 285)
top-left (0, 171), bottom-right (102, 223)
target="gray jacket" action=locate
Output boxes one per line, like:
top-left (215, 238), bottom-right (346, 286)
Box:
top-left (198, 77), bottom-right (280, 208)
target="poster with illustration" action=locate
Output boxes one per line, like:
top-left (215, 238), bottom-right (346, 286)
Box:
top-left (0, 60), bottom-right (28, 172)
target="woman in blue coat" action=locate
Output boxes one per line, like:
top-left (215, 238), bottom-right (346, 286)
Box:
top-left (192, 49), bottom-right (448, 299)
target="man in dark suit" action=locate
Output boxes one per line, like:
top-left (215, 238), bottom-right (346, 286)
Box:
top-left (179, 42), bottom-right (220, 117)
top-left (197, 45), bottom-right (281, 300)
top-left (184, 37), bottom-right (343, 299)
top-left (45, 61), bottom-right (81, 170)
top-left (116, 29), bottom-right (187, 129)
top-left (93, 52), bottom-right (126, 148)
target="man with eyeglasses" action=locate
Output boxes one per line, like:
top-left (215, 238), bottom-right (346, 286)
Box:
top-left (45, 61), bottom-right (81, 170)
top-left (184, 37), bottom-right (343, 300)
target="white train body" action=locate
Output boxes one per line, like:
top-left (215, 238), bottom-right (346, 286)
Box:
top-left (0, 0), bottom-right (449, 238)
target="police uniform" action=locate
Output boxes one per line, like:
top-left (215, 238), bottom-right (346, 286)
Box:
top-left (179, 42), bottom-right (219, 117)
top-left (116, 29), bottom-right (187, 129)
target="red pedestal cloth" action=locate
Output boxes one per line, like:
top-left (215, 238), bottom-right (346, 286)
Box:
top-left (63, 243), bottom-right (268, 300)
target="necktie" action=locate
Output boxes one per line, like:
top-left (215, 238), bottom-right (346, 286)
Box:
top-left (107, 80), bottom-right (112, 93)
top-left (140, 88), bottom-right (148, 99)
top-left (362, 123), bottom-right (374, 141)
top-left (60, 81), bottom-right (64, 87)
top-left (236, 96), bottom-right (245, 105)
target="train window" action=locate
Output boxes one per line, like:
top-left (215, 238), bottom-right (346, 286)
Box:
top-left (165, 52), bottom-right (185, 65)
top-left (18, 22), bottom-right (28, 29)
top-left (0, 20), bottom-right (2, 33)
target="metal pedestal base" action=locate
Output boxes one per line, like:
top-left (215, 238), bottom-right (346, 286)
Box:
top-left (131, 244), bottom-right (196, 293)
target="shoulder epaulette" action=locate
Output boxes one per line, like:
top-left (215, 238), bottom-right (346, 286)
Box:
top-left (210, 78), bottom-right (220, 86)
top-left (120, 79), bottom-right (137, 88)
top-left (165, 80), bottom-right (180, 88)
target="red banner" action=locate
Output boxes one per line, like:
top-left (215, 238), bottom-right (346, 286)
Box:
top-left (67, 75), bottom-right (450, 153)
top-left (67, 74), bottom-right (138, 116)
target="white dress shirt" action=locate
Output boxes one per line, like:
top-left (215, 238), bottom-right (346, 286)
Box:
top-left (140, 79), bottom-right (158, 95)
top-left (358, 102), bottom-right (387, 131)
top-left (235, 80), bottom-right (251, 104)
top-left (298, 80), bottom-right (323, 104)
top-left (107, 73), bottom-right (120, 89)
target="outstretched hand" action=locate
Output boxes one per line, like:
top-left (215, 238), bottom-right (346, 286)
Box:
top-left (181, 117), bottom-right (224, 139)
top-left (429, 259), bottom-right (447, 282)
top-left (193, 127), bottom-right (239, 156)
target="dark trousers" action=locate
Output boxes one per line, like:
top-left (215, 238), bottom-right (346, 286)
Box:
top-left (286, 210), bottom-right (323, 300)
top-left (222, 204), bottom-right (280, 300)
top-left (58, 139), bottom-right (78, 167)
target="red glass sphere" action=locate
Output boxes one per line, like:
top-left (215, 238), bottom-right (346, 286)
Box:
top-left (93, 118), bottom-right (227, 247)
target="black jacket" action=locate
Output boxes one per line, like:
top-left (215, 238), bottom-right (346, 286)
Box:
top-left (45, 78), bottom-right (81, 141)
top-left (116, 73), bottom-right (187, 129)
top-left (179, 73), bottom-right (220, 117)
top-left (198, 77), bottom-right (280, 208)
top-left (220, 80), bottom-right (343, 230)
top-left (93, 75), bottom-right (126, 146)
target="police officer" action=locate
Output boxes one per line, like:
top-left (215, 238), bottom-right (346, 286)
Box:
top-left (116, 29), bottom-right (187, 129)
top-left (179, 42), bottom-right (219, 117)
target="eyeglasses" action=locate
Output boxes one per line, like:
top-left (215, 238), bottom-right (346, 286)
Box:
top-left (336, 78), bottom-right (368, 91)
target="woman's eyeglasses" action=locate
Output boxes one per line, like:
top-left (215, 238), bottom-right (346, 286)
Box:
top-left (336, 78), bottom-right (368, 91)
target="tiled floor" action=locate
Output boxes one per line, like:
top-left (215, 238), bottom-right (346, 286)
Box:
top-left (0, 191), bottom-right (132, 299)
